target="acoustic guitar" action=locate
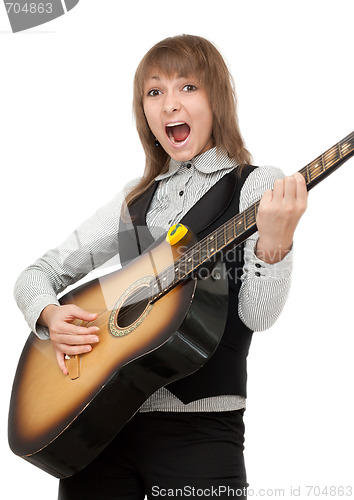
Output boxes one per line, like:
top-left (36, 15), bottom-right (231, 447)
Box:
top-left (8, 131), bottom-right (354, 479)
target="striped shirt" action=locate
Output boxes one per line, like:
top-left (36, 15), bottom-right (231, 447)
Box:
top-left (14, 147), bottom-right (293, 412)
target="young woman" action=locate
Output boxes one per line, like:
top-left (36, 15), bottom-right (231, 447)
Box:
top-left (14, 34), bottom-right (307, 499)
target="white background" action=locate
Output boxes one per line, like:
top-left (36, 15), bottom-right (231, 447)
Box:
top-left (1, 1), bottom-right (353, 498)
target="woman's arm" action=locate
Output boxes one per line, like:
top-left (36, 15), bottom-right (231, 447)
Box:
top-left (238, 166), bottom-right (307, 331)
top-left (255, 172), bottom-right (307, 263)
top-left (14, 179), bottom-right (140, 373)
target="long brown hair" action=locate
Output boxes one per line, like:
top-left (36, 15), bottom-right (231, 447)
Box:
top-left (127, 34), bottom-right (252, 208)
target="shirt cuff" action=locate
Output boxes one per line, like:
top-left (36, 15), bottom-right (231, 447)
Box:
top-left (247, 241), bottom-right (294, 280)
top-left (27, 295), bottom-right (60, 340)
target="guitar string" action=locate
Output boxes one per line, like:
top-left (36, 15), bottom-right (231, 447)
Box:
top-left (150, 134), bottom-right (354, 291)
top-left (80, 136), bottom-right (353, 331)
top-left (84, 139), bottom-right (352, 330)
top-left (145, 138), bottom-right (353, 293)
top-left (81, 140), bottom-right (352, 331)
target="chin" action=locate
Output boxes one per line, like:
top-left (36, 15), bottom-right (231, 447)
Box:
top-left (171, 154), bottom-right (193, 162)
top-left (167, 147), bottom-right (196, 162)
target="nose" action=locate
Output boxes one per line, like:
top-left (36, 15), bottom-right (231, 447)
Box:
top-left (162, 92), bottom-right (181, 114)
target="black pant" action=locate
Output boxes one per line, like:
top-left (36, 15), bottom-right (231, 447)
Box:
top-left (58, 410), bottom-right (247, 500)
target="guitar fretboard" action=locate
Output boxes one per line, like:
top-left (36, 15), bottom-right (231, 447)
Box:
top-left (149, 131), bottom-right (354, 301)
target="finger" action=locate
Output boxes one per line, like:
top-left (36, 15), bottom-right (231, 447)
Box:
top-left (68, 305), bottom-right (98, 322)
top-left (272, 178), bottom-right (284, 202)
top-left (294, 172), bottom-right (308, 211)
top-left (293, 172), bottom-right (308, 199)
top-left (54, 333), bottom-right (100, 346)
top-left (259, 189), bottom-right (273, 208)
top-left (61, 323), bottom-right (100, 336)
top-left (60, 344), bottom-right (93, 356)
top-left (283, 176), bottom-right (297, 201)
top-left (56, 351), bottom-right (69, 376)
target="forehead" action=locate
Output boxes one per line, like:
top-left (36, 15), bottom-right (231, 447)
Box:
top-left (143, 68), bottom-right (200, 87)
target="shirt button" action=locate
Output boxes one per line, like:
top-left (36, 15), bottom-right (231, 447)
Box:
top-left (255, 263), bottom-right (262, 268)
top-left (255, 271), bottom-right (261, 277)
top-left (186, 163), bottom-right (192, 168)
top-left (179, 191), bottom-right (184, 196)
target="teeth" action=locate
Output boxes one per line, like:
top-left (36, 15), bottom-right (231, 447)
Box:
top-left (167, 129), bottom-right (183, 145)
top-left (165, 122), bottom-right (190, 145)
top-left (166, 122), bottom-right (186, 127)
top-left (167, 128), bottom-right (175, 142)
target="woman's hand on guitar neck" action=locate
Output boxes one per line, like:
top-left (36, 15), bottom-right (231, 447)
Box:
top-left (38, 304), bottom-right (100, 375)
top-left (255, 172), bottom-right (308, 264)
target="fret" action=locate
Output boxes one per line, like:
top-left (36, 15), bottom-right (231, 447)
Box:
top-left (225, 218), bottom-right (235, 244)
top-left (199, 240), bottom-right (209, 264)
top-left (208, 232), bottom-right (217, 255)
top-left (321, 152), bottom-right (330, 171)
top-left (152, 272), bottom-right (163, 297)
top-left (322, 148), bottom-right (337, 170)
top-left (149, 280), bottom-right (157, 300)
top-left (156, 132), bottom-right (354, 295)
top-left (245, 205), bottom-right (255, 230)
top-left (205, 235), bottom-right (210, 261)
top-left (191, 244), bottom-right (200, 270)
top-left (306, 163), bottom-right (311, 183)
top-left (308, 158), bottom-right (323, 182)
top-left (254, 201), bottom-right (259, 222)
top-left (185, 251), bottom-right (194, 275)
top-left (173, 261), bottom-right (181, 283)
top-left (178, 254), bottom-right (186, 278)
top-left (192, 242), bottom-right (201, 269)
top-left (235, 213), bottom-right (245, 237)
top-left (162, 269), bottom-right (170, 290)
top-left (340, 140), bottom-right (352, 157)
top-left (216, 228), bottom-right (225, 251)
top-left (170, 264), bottom-right (175, 285)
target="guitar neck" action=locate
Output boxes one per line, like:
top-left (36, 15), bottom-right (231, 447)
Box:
top-left (151, 131), bottom-right (354, 300)
top-left (299, 131), bottom-right (354, 191)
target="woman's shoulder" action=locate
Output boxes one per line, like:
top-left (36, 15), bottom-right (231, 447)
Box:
top-left (240, 165), bottom-right (285, 210)
top-left (94, 177), bottom-right (142, 223)
top-left (247, 164), bottom-right (285, 183)
top-left (123, 177), bottom-right (142, 196)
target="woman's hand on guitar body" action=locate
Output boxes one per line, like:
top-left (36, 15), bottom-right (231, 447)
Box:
top-left (38, 304), bottom-right (99, 375)
top-left (255, 172), bottom-right (308, 264)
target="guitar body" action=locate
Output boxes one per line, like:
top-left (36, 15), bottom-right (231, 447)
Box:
top-left (9, 132), bottom-right (354, 479)
top-left (8, 230), bottom-right (229, 478)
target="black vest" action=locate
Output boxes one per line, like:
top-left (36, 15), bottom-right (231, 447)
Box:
top-left (118, 165), bottom-right (257, 403)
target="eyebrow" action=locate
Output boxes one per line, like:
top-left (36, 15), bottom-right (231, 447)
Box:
top-left (147, 74), bottom-right (187, 81)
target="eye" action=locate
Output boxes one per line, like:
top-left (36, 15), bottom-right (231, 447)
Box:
top-left (147, 89), bottom-right (161, 97)
top-left (182, 84), bottom-right (197, 92)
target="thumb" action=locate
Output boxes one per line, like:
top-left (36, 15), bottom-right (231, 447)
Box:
top-left (56, 351), bottom-right (69, 376)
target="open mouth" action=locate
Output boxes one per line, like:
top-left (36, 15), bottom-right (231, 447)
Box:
top-left (165, 122), bottom-right (191, 145)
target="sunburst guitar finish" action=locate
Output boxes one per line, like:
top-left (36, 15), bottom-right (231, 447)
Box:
top-left (9, 131), bottom-right (354, 479)
top-left (8, 229), bottom-right (229, 478)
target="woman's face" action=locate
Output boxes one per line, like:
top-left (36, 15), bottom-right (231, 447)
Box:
top-left (143, 71), bottom-right (214, 162)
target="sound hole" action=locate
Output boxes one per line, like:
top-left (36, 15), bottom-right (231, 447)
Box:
top-left (116, 287), bottom-right (150, 328)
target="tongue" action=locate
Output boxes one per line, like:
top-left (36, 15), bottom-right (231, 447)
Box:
top-left (172, 124), bottom-right (190, 142)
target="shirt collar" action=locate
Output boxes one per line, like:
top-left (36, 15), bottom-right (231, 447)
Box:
top-left (155, 147), bottom-right (239, 181)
